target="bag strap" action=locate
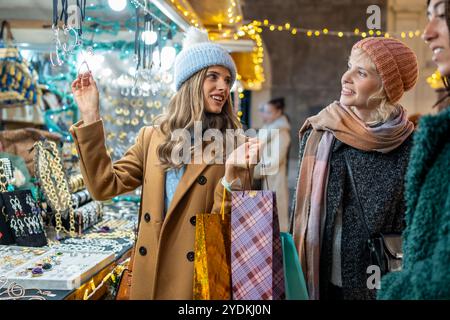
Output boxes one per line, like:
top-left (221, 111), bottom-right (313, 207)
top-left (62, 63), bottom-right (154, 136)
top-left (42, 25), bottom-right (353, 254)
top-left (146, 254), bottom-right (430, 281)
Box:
top-left (343, 153), bottom-right (372, 238)
top-left (0, 21), bottom-right (14, 42)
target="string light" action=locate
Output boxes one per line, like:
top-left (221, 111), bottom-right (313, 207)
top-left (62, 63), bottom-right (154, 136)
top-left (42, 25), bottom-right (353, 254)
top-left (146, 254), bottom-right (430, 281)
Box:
top-left (233, 21), bottom-right (265, 90)
top-left (427, 69), bottom-right (445, 89)
top-left (232, 19), bottom-right (423, 40)
top-left (168, 0), bottom-right (201, 27)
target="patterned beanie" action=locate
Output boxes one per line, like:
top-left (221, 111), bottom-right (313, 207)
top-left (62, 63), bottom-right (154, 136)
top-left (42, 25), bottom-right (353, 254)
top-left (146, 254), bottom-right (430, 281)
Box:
top-left (174, 27), bottom-right (237, 91)
top-left (353, 37), bottom-right (419, 103)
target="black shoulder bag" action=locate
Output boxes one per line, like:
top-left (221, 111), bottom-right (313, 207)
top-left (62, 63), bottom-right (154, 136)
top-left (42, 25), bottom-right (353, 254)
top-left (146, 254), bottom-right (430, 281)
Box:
top-left (343, 153), bottom-right (403, 275)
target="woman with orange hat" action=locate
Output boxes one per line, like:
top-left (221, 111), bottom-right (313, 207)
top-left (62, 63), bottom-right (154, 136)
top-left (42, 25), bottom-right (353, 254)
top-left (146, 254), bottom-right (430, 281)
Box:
top-left (291, 37), bottom-right (418, 300)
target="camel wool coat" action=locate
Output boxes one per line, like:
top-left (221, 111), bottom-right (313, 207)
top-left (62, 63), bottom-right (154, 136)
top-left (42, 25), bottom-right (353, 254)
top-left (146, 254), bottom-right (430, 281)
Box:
top-left (70, 120), bottom-right (245, 300)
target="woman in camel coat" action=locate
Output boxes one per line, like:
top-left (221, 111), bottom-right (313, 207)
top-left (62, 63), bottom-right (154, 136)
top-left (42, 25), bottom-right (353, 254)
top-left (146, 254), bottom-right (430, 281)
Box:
top-left (70, 28), bottom-right (259, 299)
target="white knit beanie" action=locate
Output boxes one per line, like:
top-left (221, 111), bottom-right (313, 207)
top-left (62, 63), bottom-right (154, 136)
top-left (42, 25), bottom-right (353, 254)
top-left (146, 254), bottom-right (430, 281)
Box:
top-left (174, 27), bottom-right (237, 91)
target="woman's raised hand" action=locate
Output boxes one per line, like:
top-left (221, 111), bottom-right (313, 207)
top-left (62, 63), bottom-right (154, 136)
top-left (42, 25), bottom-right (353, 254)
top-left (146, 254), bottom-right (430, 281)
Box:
top-left (71, 72), bottom-right (100, 125)
top-left (224, 137), bottom-right (262, 183)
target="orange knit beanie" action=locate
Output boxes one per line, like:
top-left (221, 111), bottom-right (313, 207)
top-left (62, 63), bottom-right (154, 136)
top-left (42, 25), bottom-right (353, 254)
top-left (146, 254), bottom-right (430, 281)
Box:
top-left (353, 37), bottom-right (419, 103)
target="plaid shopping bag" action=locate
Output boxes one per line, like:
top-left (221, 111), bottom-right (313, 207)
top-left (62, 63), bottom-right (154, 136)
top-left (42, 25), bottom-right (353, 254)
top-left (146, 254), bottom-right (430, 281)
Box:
top-left (231, 190), bottom-right (285, 300)
top-left (193, 190), bottom-right (232, 300)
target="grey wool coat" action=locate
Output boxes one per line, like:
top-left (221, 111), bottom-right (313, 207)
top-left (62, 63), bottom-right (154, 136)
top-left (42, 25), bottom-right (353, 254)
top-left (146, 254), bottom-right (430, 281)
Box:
top-left (293, 128), bottom-right (413, 300)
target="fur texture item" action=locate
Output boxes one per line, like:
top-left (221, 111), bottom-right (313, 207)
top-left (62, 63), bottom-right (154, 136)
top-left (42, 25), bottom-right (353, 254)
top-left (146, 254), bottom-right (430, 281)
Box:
top-left (378, 107), bottom-right (450, 300)
top-left (182, 27), bottom-right (210, 49)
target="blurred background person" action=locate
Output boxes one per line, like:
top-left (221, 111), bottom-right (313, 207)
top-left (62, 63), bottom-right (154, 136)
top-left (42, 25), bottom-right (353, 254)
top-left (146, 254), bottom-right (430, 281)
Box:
top-left (254, 97), bottom-right (291, 232)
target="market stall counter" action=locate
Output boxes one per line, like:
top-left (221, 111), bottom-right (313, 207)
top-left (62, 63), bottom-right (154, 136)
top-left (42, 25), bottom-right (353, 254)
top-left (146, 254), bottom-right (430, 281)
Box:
top-left (0, 200), bottom-right (138, 300)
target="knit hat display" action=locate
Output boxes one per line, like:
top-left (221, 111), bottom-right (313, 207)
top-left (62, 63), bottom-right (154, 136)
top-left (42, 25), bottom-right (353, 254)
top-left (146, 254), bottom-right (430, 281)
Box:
top-left (353, 37), bottom-right (419, 103)
top-left (174, 27), bottom-right (237, 91)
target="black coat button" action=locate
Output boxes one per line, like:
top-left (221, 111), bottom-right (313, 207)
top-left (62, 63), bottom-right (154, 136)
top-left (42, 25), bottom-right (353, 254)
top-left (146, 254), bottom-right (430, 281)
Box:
top-left (144, 213), bottom-right (151, 222)
top-left (197, 175), bottom-right (207, 185)
top-left (190, 216), bottom-right (196, 226)
top-left (139, 246), bottom-right (147, 256)
top-left (187, 251), bottom-right (195, 262)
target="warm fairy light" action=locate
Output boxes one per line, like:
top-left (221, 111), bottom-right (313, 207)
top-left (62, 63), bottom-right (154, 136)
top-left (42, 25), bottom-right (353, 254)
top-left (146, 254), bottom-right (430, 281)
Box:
top-left (427, 69), bottom-right (444, 89)
top-left (169, 0), bottom-right (200, 27)
top-left (232, 19), bottom-right (423, 40)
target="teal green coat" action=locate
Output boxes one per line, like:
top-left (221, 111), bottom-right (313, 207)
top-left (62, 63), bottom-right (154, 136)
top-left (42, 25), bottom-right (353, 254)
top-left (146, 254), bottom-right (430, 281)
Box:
top-left (378, 107), bottom-right (450, 300)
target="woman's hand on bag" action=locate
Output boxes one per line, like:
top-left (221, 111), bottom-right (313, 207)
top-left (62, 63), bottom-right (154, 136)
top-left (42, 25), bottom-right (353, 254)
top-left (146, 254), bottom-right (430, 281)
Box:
top-left (225, 137), bottom-right (262, 182)
top-left (71, 72), bottom-right (100, 125)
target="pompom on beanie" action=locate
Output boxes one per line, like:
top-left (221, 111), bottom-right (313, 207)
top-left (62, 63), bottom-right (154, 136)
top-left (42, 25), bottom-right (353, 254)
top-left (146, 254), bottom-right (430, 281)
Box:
top-left (353, 37), bottom-right (419, 103)
top-left (174, 27), bottom-right (237, 91)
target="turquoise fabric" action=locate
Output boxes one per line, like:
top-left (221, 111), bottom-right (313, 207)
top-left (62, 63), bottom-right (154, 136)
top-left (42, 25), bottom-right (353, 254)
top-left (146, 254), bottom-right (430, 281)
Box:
top-left (280, 232), bottom-right (309, 300)
top-left (378, 107), bottom-right (450, 300)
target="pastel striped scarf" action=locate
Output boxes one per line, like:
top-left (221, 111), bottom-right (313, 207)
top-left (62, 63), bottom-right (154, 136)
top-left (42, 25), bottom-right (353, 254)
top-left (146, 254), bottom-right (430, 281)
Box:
top-left (293, 102), bottom-right (414, 300)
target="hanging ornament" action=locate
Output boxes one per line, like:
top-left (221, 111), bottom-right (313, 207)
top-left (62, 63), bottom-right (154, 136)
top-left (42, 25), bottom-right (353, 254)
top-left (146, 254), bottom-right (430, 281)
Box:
top-left (50, 0), bottom-right (86, 67)
top-left (161, 30), bottom-right (176, 71)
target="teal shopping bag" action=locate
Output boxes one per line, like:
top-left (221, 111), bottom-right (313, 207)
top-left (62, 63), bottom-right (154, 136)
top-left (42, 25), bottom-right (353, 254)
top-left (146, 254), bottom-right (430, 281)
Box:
top-left (280, 232), bottom-right (309, 300)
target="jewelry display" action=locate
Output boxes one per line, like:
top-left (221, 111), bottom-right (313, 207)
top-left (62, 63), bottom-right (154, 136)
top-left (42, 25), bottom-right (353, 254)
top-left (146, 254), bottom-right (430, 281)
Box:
top-left (72, 201), bottom-right (103, 233)
top-left (1, 190), bottom-right (47, 247)
top-left (68, 174), bottom-right (85, 193)
top-left (1, 245), bottom-right (114, 290)
top-left (0, 276), bottom-right (52, 300)
top-left (131, 118), bottom-right (139, 126)
top-left (0, 159), bottom-right (12, 192)
top-left (71, 189), bottom-right (92, 209)
top-left (0, 246), bottom-right (49, 275)
top-left (57, 235), bottom-right (133, 257)
top-left (135, 108), bottom-right (144, 118)
top-left (34, 140), bottom-right (76, 238)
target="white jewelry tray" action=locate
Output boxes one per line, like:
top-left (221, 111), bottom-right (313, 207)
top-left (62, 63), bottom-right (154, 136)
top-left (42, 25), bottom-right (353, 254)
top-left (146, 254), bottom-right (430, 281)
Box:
top-left (1, 245), bottom-right (114, 290)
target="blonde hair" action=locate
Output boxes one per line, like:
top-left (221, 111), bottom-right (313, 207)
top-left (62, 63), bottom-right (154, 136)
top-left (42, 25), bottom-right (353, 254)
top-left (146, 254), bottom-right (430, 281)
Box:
top-left (350, 48), bottom-right (400, 125)
top-left (154, 67), bottom-right (241, 170)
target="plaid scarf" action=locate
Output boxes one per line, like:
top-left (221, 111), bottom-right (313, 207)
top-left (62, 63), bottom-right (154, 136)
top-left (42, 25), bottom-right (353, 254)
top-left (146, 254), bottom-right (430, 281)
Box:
top-left (293, 102), bottom-right (414, 300)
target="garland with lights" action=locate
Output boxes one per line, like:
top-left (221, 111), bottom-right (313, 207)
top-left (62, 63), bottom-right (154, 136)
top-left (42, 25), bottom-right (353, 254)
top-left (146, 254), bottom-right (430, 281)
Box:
top-left (427, 69), bottom-right (445, 90)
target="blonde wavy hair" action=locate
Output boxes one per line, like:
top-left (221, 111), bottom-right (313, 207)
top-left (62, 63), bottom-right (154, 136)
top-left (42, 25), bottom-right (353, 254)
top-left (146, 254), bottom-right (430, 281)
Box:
top-left (154, 67), bottom-right (241, 170)
top-left (350, 48), bottom-right (401, 125)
